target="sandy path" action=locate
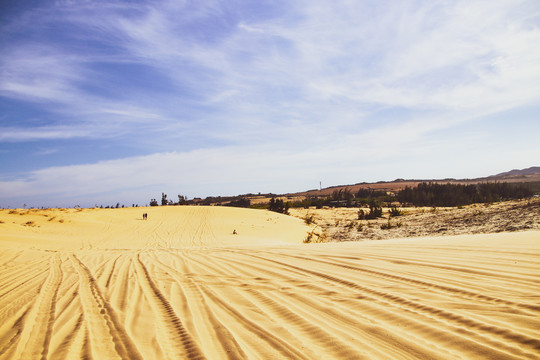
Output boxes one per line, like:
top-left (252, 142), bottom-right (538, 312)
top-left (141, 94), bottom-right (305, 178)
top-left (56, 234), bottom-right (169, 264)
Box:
top-left (1, 207), bottom-right (539, 359)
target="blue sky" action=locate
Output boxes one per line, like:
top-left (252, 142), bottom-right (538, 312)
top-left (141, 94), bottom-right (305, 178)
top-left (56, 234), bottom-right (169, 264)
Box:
top-left (1, 0), bottom-right (539, 208)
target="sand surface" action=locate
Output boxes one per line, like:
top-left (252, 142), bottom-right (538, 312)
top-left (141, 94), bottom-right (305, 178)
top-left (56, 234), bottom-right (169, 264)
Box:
top-left (1, 206), bottom-right (539, 359)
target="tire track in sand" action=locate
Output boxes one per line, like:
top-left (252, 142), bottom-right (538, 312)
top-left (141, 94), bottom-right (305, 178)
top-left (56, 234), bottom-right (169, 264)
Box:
top-left (13, 253), bottom-right (62, 360)
top-left (183, 250), bottom-right (369, 359)
top-left (133, 253), bottom-right (206, 360)
top-left (0, 271), bottom-right (48, 322)
top-left (109, 255), bottom-right (132, 312)
top-left (0, 258), bottom-right (49, 299)
top-left (244, 252), bottom-right (540, 359)
top-left (69, 253), bottom-right (142, 360)
top-left (175, 251), bottom-right (312, 360)
top-left (263, 251), bottom-right (540, 313)
top-left (0, 306), bottom-right (30, 359)
top-left (0, 255), bottom-right (48, 280)
top-left (190, 250), bottom-right (470, 359)
top-left (148, 251), bottom-right (248, 360)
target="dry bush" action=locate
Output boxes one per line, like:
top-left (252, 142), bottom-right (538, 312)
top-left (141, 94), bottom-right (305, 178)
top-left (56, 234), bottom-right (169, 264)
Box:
top-left (303, 228), bottom-right (326, 243)
top-left (303, 214), bottom-right (315, 225)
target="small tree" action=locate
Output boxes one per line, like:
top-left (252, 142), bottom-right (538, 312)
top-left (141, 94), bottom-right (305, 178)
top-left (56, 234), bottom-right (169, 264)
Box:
top-left (178, 195), bottom-right (188, 205)
top-left (150, 198), bottom-right (158, 206)
top-left (368, 201), bottom-right (383, 219)
top-left (359, 200), bottom-right (382, 220)
top-left (161, 193), bottom-right (168, 206)
top-left (268, 197), bottom-right (289, 215)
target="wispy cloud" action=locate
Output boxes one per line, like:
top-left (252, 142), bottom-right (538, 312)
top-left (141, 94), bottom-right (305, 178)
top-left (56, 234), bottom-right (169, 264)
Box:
top-left (0, 126), bottom-right (92, 142)
top-left (1, 0), bottom-right (539, 206)
top-left (0, 147), bottom-right (325, 206)
top-left (3, 0), bottom-right (538, 139)
top-left (2, 128), bottom-right (539, 208)
top-left (0, 46), bottom-right (84, 102)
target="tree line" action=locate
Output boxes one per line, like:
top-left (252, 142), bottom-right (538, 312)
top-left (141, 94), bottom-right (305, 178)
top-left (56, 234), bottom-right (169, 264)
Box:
top-left (397, 182), bottom-right (536, 207)
top-left (148, 181), bottom-right (539, 216)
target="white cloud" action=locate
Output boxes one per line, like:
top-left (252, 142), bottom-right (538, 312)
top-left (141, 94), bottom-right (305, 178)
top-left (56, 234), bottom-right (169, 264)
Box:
top-left (4, 0), bottom-right (539, 140)
top-left (0, 147), bottom-right (322, 206)
top-left (0, 126), bottom-right (92, 142)
top-left (2, 118), bottom-right (538, 208)
top-left (0, 46), bottom-right (84, 103)
top-left (1, 0), bottom-right (539, 206)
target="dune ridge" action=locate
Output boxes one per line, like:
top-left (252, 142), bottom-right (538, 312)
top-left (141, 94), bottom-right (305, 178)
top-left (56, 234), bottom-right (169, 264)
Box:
top-left (1, 206), bottom-right (539, 359)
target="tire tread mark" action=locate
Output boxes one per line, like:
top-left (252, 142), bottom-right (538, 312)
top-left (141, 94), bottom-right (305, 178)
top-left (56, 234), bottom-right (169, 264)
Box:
top-left (14, 253), bottom-right (62, 360)
top-left (150, 252), bottom-right (248, 360)
top-left (133, 253), bottom-right (206, 360)
top-left (243, 288), bottom-right (370, 359)
top-left (198, 283), bottom-right (312, 360)
top-left (70, 253), bottom-right (142, 360)
top-left (0, 307), bottom-right (29, 358)
top-left (183, 251), bottom-right (368, 358)
top-left (179, 250), bottom-right (312, 359)
top-left (0, 264), bottom-right (49, 299)
top-left (0, 257), bottom-right (49, 289)
top-left (272, 251), bottom-right (540, 312)
top-left (245, 252), bottom-right (540, 357)
top-left (192, 250), bottom-right (459, 359)
top-left (0, 272), bottom-right (48, 322)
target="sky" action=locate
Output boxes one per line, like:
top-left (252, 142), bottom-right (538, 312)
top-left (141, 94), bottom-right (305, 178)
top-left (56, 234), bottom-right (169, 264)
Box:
top-left (1, 0), bottom-right (540, 208)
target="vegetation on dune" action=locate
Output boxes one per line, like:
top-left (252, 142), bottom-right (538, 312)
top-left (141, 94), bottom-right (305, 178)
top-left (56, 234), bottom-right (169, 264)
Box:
top-left (224, 198), bottom-right (251, 208)
top-left (302, 197), bottom-right (540, 242)
top-left (388, 206), bottom-right (404, 217)
top-left (358, 200), bottom-right (383, 220)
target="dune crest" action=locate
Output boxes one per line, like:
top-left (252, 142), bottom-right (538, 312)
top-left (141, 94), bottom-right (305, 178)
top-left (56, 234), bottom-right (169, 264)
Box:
top-left (0, 206), bottom-right (314, 249)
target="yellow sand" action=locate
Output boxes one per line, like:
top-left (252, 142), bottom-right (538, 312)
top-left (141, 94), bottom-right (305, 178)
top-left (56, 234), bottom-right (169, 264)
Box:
top-left (1, 206), bottom-right (539, 359)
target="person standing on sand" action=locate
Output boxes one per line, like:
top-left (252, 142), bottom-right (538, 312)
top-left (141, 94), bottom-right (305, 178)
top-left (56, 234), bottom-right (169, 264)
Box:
top-left (233, 229), bottom-right (237, 235)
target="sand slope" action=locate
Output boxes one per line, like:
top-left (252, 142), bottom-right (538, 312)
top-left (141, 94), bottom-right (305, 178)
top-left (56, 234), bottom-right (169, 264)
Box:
top-left (1, 207), bottom-right (539, 359)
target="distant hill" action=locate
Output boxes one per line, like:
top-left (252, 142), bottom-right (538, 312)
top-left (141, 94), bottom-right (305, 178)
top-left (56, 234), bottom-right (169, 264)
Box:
top-left (287, 166), bottom-right (540, 198)
top-left (189, 167), bottom-right (540, 205)
top-left (490, 166), bottom-right (540, 178)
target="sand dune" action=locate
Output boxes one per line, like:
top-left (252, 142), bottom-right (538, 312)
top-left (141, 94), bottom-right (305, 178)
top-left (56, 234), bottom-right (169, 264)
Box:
top-left (1, 206), bottom-right (539, 359)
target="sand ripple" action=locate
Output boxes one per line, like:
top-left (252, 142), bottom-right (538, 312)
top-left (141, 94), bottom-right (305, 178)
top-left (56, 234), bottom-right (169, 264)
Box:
top-left (1, 207), bottom-right (539, 359)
